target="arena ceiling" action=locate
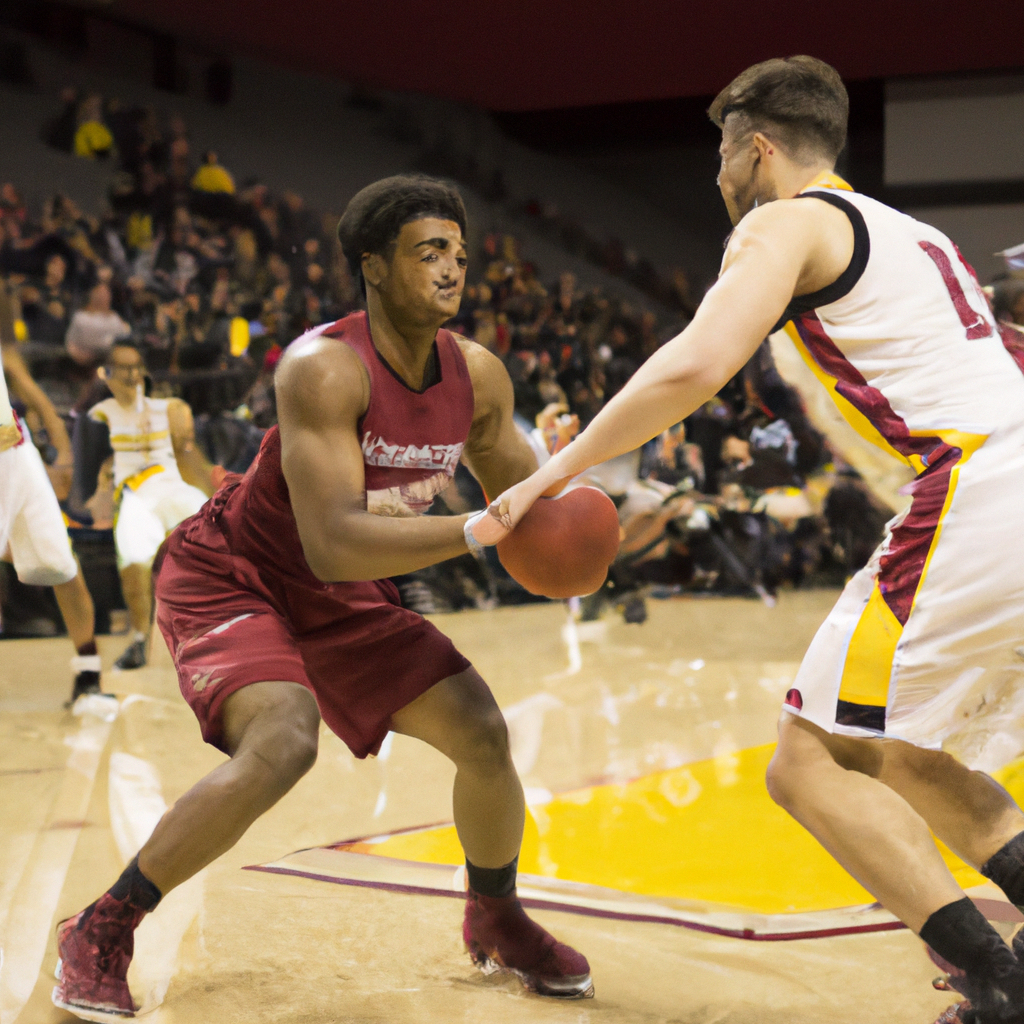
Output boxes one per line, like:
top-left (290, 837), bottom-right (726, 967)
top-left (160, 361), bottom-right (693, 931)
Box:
top-left (100, 0), bottom-right (1022, 111)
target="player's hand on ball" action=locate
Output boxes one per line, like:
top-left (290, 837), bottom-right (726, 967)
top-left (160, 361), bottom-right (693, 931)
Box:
top-left (468, 479), bottom-right (532, 544)
top-left (470, 469), bottom-right (573, 546)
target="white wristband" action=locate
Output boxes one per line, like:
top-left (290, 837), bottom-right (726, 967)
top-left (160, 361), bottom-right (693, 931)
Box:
top-left (464, 511), bottom-right (488, 558)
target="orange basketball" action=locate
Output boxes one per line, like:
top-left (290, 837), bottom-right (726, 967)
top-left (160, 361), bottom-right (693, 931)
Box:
top-left (496, 486), bottom-right (620, 599)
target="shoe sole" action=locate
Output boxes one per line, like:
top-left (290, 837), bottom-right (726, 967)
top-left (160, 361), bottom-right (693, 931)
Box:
top-left (470, 951), bottom-right (595, 999)
top-left (52, 960), bottom-right (136, 1021)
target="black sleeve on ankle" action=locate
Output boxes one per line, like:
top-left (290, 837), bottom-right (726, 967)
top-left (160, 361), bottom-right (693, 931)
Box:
top-left (920, 897), bottom-right (1018, 984)
top-left (466, 856), bottom-right (518, 899)
top-left (108, 855), bottom-right (163, 911)
top-left (982, 830), bottom-right (1024, 911)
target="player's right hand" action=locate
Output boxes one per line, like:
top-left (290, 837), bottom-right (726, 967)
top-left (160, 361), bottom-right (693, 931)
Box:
top-left (0, 422), bottom-right (21, 453)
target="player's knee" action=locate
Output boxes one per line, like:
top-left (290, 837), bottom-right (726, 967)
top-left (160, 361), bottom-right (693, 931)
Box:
top-left (455, 706), bottom-right (511, 772)
top-left (765, 744), bottom-right (801, 811)
top-left (280, 725), bottom-right (319, 780)
top-left (258, 719), bottom-right (319, 784)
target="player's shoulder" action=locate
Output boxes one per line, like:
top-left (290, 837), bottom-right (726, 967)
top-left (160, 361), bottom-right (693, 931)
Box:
top-left (452, 333), bottom-right (512, 403)
top-left (88, 397), bottom-right (117, 422)
top-left (725, 194), bottom-right (852, 265)
top-left (451, 331), bottom-right (504, 379)
top-left (278, 323), bottom-right (364, 382)
top-left (276, 322), bottom-right (368, 422)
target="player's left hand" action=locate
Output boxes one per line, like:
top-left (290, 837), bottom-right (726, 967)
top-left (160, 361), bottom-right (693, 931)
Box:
top-left (470, 466), bottom-right (572, 546)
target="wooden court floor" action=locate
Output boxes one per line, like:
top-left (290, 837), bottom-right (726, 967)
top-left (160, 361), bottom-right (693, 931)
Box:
top-left (0, 592), bottom-right (962, 1023)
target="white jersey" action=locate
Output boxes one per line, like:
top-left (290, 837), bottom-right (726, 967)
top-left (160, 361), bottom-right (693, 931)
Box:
top-left (772, 174), bottom-right (1024, 769)
top-left (89, 395), bottom-right (182, 490)
top-left (771, 173), bottom-right (1024, 462)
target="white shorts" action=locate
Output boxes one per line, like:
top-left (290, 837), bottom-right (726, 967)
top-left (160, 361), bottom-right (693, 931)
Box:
top-left (0, 439), bottom-right (77, 587)
top-left (786, 425), bottom-right (1024, 772)
top-left (115, 470), bottom-right (207, 570)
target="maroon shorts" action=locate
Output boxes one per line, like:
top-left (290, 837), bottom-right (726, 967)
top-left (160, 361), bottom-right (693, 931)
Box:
top-left (154, 514), bottom-right (470, 758)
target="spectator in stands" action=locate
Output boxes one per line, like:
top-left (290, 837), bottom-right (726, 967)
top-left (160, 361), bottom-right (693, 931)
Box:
top-left (65, 282), bottom-right (131, 367)
top-left (191, 150), bottom-right (235, 195)
top-left (73, 94), bottom-right (114, 161)
top-left (42, 87), bottom-right (79, 153)
top-left (21, 253), bottom-right (73, 345)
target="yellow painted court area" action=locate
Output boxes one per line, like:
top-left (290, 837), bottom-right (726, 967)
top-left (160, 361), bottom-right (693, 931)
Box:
top-left (341, 742), bottom-right (1024, 915)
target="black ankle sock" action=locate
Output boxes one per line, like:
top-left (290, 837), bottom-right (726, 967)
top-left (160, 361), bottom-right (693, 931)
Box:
top-left (107, 855), bottom-right (162, 911)
top-left (982, 831), bottom-right (1024, 912)
top-left (76, 640), bottom-right (98, 657)
top-left (920, 898), bottom-right (1019, 986)
top-left (466, 856), bottom-right (518, 899)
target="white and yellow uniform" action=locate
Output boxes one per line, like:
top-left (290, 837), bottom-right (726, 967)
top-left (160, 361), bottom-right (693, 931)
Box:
top-left (774, 174), bottom-right (1024, 772)
top-left (0, 413), bottom-right (78, 587)
top-left (89, 396), bottom-right (207, 569)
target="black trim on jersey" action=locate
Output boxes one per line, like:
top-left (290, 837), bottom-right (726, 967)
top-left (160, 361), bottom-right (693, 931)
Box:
top-left (835, 699), bottom-right (886, 734)
top-left (373, 339), bottom-right (442, 394)
top-left (769, 191), bottom-right (871, 334)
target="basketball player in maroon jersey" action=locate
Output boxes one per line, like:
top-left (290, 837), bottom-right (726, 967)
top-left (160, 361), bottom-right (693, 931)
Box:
top-left (53, 176), bottom-right (592, 1020)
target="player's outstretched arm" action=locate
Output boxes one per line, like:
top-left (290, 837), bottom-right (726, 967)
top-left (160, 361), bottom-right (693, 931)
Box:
top-left (458, 339), bottom-right (538, 500)
top-left (474, 201), bottom-right (836, 544)
top-left (277, 337), bottom-right (473, 582)
top-left (168, 398), bottom-right (217, 497)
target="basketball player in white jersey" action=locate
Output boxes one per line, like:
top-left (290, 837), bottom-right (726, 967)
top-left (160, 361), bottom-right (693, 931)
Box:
top-left (472, 57), bottom-right (1024, 1023)
top-left (0, 306), bottom-right (101, 702)
top-left (85, 342), bottom-right (218, 669)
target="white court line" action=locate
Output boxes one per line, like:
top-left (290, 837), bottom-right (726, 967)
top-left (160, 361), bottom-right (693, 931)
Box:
top-left (1, 711), bottom-right (115, 1024)
top-left (544, 611), bottom-right (583, 681)
top-left (107, 747), bottom-right (207, 1019)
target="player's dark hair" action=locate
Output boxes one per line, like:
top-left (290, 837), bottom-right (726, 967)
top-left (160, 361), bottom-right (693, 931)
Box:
top-left (105, 340), bottom-right (145, 368)
top-left (337, 174), bottom-right (467, 294)
top-left (708, 56), bottom-right (848, 164)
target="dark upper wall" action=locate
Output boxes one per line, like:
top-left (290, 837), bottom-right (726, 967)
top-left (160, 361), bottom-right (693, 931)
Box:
top-left (11, 0), bottom-right (1024, 111)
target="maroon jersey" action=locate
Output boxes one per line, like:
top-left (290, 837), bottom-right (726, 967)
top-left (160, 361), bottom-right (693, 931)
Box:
top-left (214, 311), bottom-right (474, 586)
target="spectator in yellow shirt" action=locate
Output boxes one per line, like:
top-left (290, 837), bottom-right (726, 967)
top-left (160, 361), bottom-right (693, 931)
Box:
top-left (73, 94), bottom-right (114, 160)
top-left (191, 151), bottom-right (235, 194)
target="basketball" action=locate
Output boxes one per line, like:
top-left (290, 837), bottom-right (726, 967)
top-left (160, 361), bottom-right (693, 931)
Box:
top-left (496, 486), bottom-right (620, 599)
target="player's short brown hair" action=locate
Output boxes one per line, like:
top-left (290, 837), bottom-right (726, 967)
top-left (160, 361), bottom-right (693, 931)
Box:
top-left (337, 175), bottom-right (467, 293)
top-left (708, 56), bottom-right (848, 164)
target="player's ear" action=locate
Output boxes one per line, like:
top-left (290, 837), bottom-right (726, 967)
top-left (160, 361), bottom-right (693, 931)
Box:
top-left (97, 366), bottom-right (108, 382)
top-left (361, 252), bottom-right (386, 290)
top-left (752, 132), bottom-right (774, 162)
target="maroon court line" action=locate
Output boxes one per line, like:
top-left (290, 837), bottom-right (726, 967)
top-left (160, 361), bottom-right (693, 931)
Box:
top-left (243, 864), bottom-right (907, 942)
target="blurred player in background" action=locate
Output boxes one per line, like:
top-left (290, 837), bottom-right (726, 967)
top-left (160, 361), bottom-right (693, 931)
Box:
top-left (79, 342), bottom-right (217, 669)
top-left (478, 57), bottom-right (1024, 1024)
top-left (0, 287), bottom-right (100, 702)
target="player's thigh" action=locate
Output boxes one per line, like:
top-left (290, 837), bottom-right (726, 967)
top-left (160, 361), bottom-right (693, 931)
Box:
top-left (221, 680), bottom-right (322, 773)
top-left (390, 667), bottom-right (509, 765)
top-left (153, 480), bottom-right (207, 534)
top-left (115, 488), bottom-right (166, 568)
top-left (8, 444), bottom-right (76, 586)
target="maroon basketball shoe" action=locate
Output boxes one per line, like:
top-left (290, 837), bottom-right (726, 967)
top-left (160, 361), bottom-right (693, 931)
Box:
top-left (463, 890), bottom-right (593, 998)
top-left (51, 893), bottom-right (146, 1021)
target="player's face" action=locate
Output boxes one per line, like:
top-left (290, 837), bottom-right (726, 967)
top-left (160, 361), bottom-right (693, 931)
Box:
top-left (104, 349), bottom-right (145, 405)
top-left (380, 217), bottom-right (467, 325)
top-left (717, 123), bottom-right (776, 226)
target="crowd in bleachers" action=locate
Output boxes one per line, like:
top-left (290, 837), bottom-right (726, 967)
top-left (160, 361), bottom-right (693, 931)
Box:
top-left (1, 87), bottom-right (942, 635)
